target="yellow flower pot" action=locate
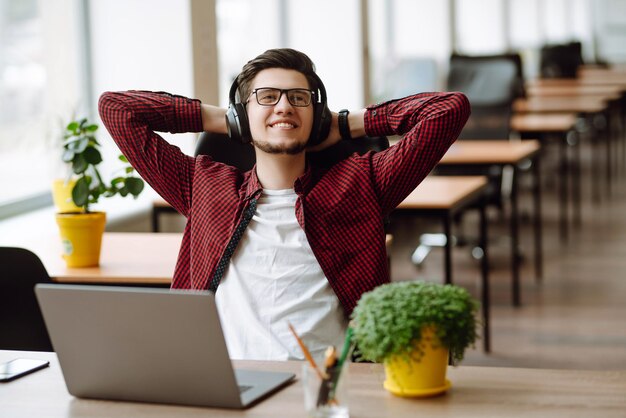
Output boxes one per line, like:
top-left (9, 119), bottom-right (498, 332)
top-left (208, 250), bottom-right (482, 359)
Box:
top-left (52, 179), bottom-right (81, 213)
top-left (383, 327), bottom-right (451, 397)
top-left (55, 212), bottom-right (106, 267)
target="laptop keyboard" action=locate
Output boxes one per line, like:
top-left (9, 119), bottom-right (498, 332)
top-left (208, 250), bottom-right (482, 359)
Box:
top-left (239, 385), bottom-right (253, 394)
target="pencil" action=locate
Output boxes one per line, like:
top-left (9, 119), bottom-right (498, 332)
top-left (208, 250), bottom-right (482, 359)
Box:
top-left (287, 321), bottom-right (326, 380)
top-left (317, 345), bottom-right (338, 406)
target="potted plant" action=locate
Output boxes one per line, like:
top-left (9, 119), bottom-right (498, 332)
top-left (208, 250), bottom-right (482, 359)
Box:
top-left (54, 117), bottom-right (144, 267)
top-left (350, 281), bottom-right (478, 398)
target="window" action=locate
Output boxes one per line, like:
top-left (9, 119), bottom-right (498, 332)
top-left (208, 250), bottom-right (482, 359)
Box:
top-left (0, 0), bottom-right (85, 213)
top-left (455, 0), bottom-right (506, 55)
top-left (216, 0), bottom-right (365, 110)
top-left (368, 0), bottom-right (451, 102)
top-left (216, 0), bottom-right (282, 107)
top-left (89, 0), bottom-right (196, 171)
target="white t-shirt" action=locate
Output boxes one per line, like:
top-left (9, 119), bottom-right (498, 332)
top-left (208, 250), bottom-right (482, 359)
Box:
top-left (215, 188), bottom-right (348, 361)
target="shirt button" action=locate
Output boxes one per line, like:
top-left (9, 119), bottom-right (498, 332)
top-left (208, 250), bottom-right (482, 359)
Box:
top-left (372, 110), bottom-right (377, 116)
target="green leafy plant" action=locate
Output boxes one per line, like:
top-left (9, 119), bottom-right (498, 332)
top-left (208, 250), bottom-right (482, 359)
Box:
top-left (62, 117), bottom-right (144, 213)
top-left (350, 281), bottom-right (478, 364)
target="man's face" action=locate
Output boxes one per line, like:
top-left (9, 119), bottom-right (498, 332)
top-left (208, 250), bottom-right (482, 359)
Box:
top-left (246, 68), bottom-right (314, 155)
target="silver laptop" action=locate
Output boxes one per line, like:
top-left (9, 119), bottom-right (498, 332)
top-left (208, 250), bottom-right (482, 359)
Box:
top-left (35, 284), bottom-right (295, 408)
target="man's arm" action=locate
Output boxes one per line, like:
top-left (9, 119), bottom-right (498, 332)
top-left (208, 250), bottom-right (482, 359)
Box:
top-left (364, 92), bottom-right (471, 216)
top-left (201, 103), bottom-right (228, 134)
top-left (98, 91), bottom-right (207, 217)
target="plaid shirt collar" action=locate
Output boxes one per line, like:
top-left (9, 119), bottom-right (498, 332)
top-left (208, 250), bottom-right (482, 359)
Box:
top-left (242, 163), bottom-right (316, 199)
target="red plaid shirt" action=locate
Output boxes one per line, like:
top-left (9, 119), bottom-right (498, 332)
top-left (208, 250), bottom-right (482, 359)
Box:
top-left (98, 91), bottom-right (469, 317)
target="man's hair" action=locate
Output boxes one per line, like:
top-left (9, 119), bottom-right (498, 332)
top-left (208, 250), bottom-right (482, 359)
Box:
top-left (236, 48), bottom-right (319, 102)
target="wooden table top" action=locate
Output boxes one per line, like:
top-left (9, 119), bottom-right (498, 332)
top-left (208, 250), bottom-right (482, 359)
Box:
top-left (578, 65), bottom-right (626, 76)
top-left (527, 77), bottom-right (626, 89)
top-left (513, 96), bottom-right (611, 114)
top-left (527, 84), bottom-right (624, 97)
top-left (398, 176), bottom-right (487, 210)
top-left (2, 350), bottom-right (625, 418)
top-left (439, 140), bottom-right (540, 165)
top-left (510, 113), bottom-right (578, 133)
top-left (5, 232), bottom-right (181, 285)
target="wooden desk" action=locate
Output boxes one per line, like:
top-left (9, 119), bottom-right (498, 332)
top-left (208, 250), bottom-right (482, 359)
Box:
top-left (527, 84), bottom-right (624, 97)
top-left (397, 176), bottom-right (491, 351)
top-left (438, 141), bottom-right (542, 307)
top-left (2, 351), bottom-right (625, 418)
top-left (510, 113), bottom-right (582, 242)
top-left (510, 113), bottom-right (578, 132)
top-left (527, 77), bottom-right (626, 89)
top-left (578, 70), bottom-right (626, 86)
top-left (2, 233), bottom-right (181, 285)
top-left (513, 96), bottom-right (612, 114)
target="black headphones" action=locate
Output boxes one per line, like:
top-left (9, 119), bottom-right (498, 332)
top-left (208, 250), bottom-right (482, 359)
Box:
top-left (225, 72), bottom-right (332, 146)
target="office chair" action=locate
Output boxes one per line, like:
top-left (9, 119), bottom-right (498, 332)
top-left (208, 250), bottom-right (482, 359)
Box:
top-left (0, 247), bottom-right (54, 351)
top-left (540, 42), bottom-right (584, 79)
top-left (412, 53), bottom-right (524, 266)
top-left (193, 132), bottom-right (256, 171)
top-left (152, 133), bottom-right (390, 231)
top-left (194, 131), bottom-right (390, 169)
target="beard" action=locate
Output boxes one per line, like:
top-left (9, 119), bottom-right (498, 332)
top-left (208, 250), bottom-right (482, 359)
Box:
top-left (252, 138), bottom-right (308, 155)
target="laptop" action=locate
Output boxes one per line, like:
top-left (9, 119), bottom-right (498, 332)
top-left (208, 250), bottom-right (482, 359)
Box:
top-left (34, 284), bottom-right (295, 408)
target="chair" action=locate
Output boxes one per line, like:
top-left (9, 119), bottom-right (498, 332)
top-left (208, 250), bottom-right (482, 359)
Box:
top-left (0, 247), bottom-right (54, 351)
top-left (443, 53), bottom-right (524, 201)
top-left (448, 53), bottom-right (523, 139)
top-left (195, 131), bottom-right (390, 169)
top-left (193, 132), bottom-right (256, 171)
top-left (151, 133), bottom-right (390, 231)
top-left (540, 42), bottom-right (584, 79)
top-left (412, 53), bottom-right (524, 266)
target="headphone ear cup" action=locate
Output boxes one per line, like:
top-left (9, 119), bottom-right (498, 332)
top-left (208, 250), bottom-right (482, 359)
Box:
top-left (226, 103), bottom-right (252, 143)
top-left (225, 106), bottom-right (241, 142)
top-left (308, 102), bottom-right (332, 146)
top-left (235, 103), bottom-right (251, 143)
top-left (318, 104), bottom-right (332, 143)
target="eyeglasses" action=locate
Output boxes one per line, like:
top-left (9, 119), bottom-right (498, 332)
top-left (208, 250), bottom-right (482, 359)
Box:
top-left (250, 88), bottom-right (314, 107)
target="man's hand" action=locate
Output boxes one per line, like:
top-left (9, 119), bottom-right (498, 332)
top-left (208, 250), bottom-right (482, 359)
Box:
top-left (308, 109), bottom-right (367, 152)
top-left (201, 104), bottom-right (228, 134)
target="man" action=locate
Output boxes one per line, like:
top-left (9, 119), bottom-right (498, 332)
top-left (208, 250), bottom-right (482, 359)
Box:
top-left (99, 48), bottom-right (470, 361)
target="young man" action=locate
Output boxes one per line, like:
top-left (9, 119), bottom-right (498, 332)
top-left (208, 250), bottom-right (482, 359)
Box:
top-left (99, 48), bottom-right (470, 361)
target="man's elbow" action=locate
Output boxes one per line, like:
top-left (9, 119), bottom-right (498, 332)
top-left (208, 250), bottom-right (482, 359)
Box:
top-left (449, 92), bottom-right (471, 124)
top-left (97, 91), bottom-right (129, 124)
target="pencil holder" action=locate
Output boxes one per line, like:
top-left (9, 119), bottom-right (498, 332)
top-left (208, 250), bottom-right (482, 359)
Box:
top-left (301, 361), bottom-right (350, 418)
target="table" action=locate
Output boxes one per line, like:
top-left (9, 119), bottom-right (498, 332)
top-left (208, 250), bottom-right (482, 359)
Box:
top-left (438, 140), bottom-right (542, 307)
top-left (513, 96), bottom-right (612, 114)
top-left (510, 113), bottom-right (581, 242)
top-left (527, 84), bottom-right (624, 97)
top-left (2, 351), bottom-right (625, 418)
top-left (396, 176), bottom-right (491, 351)
top-left (527, 76), bottom-right (626, 88)
top-left (513, 98), bottom-right (616, 195)
top-left (3, 232), bottom-right (182, 285)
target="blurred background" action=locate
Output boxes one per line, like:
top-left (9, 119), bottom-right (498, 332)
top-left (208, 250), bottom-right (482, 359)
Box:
top-left (1, 0), bottom-right (625, 215)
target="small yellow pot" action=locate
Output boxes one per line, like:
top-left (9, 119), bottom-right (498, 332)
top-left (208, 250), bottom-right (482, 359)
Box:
top-left (383, 327), bottom-right (451, 397)
top-left (52, 179), bottom-right (81, 213)
top-left (55, 212), bottom-right (106, 267)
